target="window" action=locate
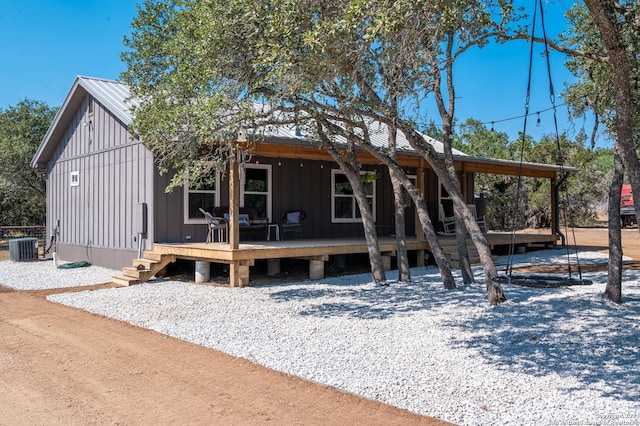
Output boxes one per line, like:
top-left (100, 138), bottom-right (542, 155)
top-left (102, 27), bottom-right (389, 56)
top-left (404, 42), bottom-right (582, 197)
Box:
top-left (402, 175), bottom-right (417, 206)
top-left (439, 179), bottom-right (453, 217)
top-left (331, 169), bottom-right (376, 223)
top-left (241, 164), bottom-right (272, 220)
top-left (184, 174), bottom-right (219, 224)
top-left (70, 171), bottom-right (79, 187)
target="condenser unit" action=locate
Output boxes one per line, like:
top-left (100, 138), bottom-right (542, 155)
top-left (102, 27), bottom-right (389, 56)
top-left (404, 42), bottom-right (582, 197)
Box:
top-left (9, 237), bottom-right (38, 261)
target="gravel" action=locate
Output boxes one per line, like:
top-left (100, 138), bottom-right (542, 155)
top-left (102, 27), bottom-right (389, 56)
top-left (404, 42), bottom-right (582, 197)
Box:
top-left (0, 259), bottom-right (117, 290)
top-left (3, 249), bottom-right (640, 425)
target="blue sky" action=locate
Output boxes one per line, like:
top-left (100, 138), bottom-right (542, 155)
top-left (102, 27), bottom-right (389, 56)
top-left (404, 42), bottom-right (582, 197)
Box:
top-left (0, 0), bottom-right (608, 148)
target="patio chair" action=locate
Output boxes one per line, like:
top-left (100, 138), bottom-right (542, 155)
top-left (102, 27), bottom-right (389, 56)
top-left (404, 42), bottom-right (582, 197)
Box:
top-left (438, 204), bottom-right (456, 235)
top-left (281, 209), bottom-right (306, 239)
top-left (467, 204), bottom-right (487, 233)
top-left (199, 208), bottom-right (228, 243)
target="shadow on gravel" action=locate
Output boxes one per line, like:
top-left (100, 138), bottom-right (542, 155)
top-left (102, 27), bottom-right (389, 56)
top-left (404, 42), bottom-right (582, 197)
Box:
top-left (266, 267), bottom-right (480, 320)
top-left (267, 267), bottom-right (640, 403)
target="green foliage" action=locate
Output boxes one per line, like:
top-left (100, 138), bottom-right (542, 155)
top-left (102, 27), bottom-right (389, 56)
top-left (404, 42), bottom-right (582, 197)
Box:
top-left (0, 99), bottom-right (57, 226)
top-left (122, 0), bottom-right (520, 161)
top-left (561, 1), bottom-right (640, 148)
top-left (122, 0), bottom-right (257, 192)
top-left (456, 120), bottom-right (612, 230)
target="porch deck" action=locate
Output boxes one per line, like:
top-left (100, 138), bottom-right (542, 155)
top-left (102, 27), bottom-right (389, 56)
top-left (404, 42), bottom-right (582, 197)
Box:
top-left (113, 232), bottom-right (559, 286)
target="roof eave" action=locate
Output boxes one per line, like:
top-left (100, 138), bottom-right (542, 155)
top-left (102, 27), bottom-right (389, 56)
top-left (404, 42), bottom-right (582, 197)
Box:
top-left (30, 76), bottom-right (134, 169)
top-left (31, 76), bottom-right (84, 168)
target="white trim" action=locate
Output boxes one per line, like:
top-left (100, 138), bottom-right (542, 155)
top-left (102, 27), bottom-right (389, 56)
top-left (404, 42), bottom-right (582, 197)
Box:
top-left (184, 173), bottom-right (220, 224)
top-left (240, 163), bottom-right (272, 221)
top-left (70, 171), bottom-right (79, 187)
top-left (438, 178), bottom-right (454, 218)
top-left (331, 169), bottom-right (376, 223)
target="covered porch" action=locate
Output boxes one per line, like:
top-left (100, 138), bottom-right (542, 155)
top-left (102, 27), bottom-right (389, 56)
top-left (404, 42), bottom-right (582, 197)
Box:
top-left (112, 232), bottom-right (559, 286)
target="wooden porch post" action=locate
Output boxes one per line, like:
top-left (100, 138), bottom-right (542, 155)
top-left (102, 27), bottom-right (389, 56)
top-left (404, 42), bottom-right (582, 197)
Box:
top-left (551, 177), bottom-right (557, 237)
top-left (229, 151), bottom-right (240, 249)
top-left (229, 151), bottom-right (243, 286)
top-left (416, 158), bottom-right (426, 267)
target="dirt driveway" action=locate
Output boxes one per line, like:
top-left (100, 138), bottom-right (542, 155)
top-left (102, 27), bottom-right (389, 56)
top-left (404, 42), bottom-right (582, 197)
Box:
top-left (0, 227), bottom-right (636, 425)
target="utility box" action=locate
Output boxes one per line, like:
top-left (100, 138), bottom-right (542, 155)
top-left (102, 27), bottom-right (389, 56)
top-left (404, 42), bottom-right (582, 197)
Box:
top-left (134, 203), bottom-right (148, 237)
top-left (9, 238), bottom-right (38, 261)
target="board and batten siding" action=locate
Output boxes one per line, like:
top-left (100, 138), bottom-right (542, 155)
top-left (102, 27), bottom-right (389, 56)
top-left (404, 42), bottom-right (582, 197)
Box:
top-left (45, 95), bottom-right (154, 270)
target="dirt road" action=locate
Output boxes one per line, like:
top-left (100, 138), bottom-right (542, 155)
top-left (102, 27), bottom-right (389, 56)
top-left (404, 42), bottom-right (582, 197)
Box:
top-left (0, 227), bottom-right (637, 425)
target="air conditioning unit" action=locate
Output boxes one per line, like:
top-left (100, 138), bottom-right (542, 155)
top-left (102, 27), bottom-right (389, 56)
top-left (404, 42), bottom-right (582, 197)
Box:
top-left (9, 238), bottom-right (38, 261)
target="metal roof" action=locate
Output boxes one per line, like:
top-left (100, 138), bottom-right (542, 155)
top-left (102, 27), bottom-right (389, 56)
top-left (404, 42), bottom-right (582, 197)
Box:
top-left (31, 76), bottom-right (137, 168)
top-left (32, 76), bottom-right (572, 175)
top-left (78, 76), bottom-right (138, 123)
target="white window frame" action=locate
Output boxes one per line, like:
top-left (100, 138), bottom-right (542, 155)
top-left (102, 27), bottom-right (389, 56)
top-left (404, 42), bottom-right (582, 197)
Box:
top-left (240, 163), bottom-right (272, 221)
top-left (70, 171), bottom-right (80, 187)
top-left (438, 178), bottom-right (454, 217)
top-left (183, 172), bottom-right (220, 224)
top-left (331, 169), bottom-right (377, 223)
top-left (403, 174), bottom-right (417, 235)
top-left (403, 174), bottom-right (417, 206)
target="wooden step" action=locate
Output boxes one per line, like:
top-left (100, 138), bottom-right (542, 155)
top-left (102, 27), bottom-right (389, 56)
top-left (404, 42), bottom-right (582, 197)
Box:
top-left (141, 251), bottom-right (165, 261)
top-left (112, 252), bottom-right (176, 286)
top-left (112, 275), bottom-right (141, 286)
top-left (122, 266), bottom-right (156, 281)
top-left (133, 258), bottom-right (159, 269)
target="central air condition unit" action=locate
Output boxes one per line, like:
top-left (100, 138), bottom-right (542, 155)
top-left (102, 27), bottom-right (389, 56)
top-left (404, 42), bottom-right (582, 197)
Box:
top-left (9, 238), bottom-right (38, 261)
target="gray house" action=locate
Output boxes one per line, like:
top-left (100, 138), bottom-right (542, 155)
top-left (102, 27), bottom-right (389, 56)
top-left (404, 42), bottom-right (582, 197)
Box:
top-left (32, 76), bottom-right (565, 273)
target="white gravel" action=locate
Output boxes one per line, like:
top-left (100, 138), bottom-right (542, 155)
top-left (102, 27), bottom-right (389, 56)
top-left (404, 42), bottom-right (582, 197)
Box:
top-left (0, 259), bottom-right (117, 290)
top-left (2, 249), bottom-right (640, 425)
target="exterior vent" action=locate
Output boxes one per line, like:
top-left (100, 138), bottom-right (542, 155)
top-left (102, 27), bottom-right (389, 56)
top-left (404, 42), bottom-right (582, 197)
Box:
top-left (9, 238), bottom-right (38, 261)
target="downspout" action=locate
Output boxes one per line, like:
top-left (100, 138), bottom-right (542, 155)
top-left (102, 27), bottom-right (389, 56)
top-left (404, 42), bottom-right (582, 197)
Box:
top-left (554, 173), bottom-right (568, 247)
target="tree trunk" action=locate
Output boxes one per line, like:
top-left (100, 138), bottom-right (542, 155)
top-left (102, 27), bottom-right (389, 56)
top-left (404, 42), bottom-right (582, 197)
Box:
top-left (433, 33), bottom-right (474, 285)
top-left (454, 214), bottom-right (475, 284)
top-left (411, 183), bottom-right (457, 290)
top-left (356, 141), bottom-right (456, 289)
top-left (316, 126), bottom-right (387, 284)
top-left (388, 123), bottom-right (410, 282)
top-left (350, 171), bottom-right (387, 285)
top-left (390, 167), bottom-right (411, 282)
top-left (604, 147), bottom-right (623, 303)
top-left (584, 0), bottom-right (640, 234)
top-left (401, 127), bottom-right (505, 304)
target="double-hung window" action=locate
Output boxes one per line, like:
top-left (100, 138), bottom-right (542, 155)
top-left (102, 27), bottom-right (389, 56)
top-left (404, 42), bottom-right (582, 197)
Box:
top-left (241, 164), bottom-right (272, 220)
top-left (331, 169), bottom-right (376, 223)
top-left (184, 174), bottom-right (219, 224)
top-left (439, 179), bottom-right (454, 218)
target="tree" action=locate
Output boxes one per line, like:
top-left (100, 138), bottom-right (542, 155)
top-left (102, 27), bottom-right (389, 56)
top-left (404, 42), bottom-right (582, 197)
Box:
top-left (122, 0), bottom-right (514, 302)
top-left (455, 119), bottom-right (518, 230)
top-left (560, 0), bottom-right (639, 303)
top-left (606, 146), bottom-right (624, 302)
top-left (270, 0), bottom-right (509, 302)
top-left (387, 123), bottom-right (411, 283)
top-left (314, 122), bottom-right (388, 285)
top-left (0, 99), bottom-right (56, 226)
top-left (424, 1), bottom-right (520, 287)
top-left (123, 0), bottom-right (391, 283)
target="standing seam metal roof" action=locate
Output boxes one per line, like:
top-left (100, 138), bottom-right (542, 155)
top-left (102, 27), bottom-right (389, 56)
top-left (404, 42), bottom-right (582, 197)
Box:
top-left (32, 76), bottom-right (571, 174)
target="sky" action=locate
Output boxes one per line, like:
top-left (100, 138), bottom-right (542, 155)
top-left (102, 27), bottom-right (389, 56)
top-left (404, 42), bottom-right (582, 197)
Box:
top-left (0, 0), bottom-right (609, 148)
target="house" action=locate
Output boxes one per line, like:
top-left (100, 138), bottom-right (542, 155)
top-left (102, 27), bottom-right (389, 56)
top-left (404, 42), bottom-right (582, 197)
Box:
top-left (32, 76), bottom-right (567, 278)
